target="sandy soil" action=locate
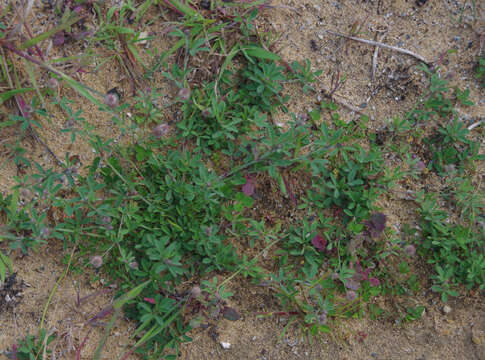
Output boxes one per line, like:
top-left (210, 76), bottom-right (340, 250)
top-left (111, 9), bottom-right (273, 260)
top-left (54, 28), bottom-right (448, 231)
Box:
top-left (0, 0), bottom-right (484, 359)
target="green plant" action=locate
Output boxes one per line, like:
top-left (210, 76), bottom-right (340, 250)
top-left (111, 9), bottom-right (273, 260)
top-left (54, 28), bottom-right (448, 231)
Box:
top-left (12, 329), bottom-right (56, 360)
top-left (474, 55), bottom-right (484, 87)
top-left (1, 1), bottom-right (483, 358)
top-left (424, 117), bottom-right (482, 174)
top-left (415, 192), bottom-right (484, 301)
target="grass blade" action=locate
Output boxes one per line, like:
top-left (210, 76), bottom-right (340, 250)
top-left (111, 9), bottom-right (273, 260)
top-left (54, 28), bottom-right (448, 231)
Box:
top-left (20, 16), bottom-right (84, 50)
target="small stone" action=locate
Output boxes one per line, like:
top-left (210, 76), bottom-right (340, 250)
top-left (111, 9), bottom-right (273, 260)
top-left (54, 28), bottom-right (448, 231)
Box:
top-left (220, 341), bottom-right (231, 349)
top-left (138, 31), bottom-right (149, 45)
top-left (472, 325), bottom-right (485, 345)
top-left (442, 305), bottom-right (452, 314)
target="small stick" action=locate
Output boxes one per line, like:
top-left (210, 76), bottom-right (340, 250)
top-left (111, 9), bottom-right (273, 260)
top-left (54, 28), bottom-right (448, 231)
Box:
top-left (371, 31), bottom-right (387, 79)
top-left (324, 29), bottom-right (429, 64)
top-left (467, 120), bottom-right (483, 131)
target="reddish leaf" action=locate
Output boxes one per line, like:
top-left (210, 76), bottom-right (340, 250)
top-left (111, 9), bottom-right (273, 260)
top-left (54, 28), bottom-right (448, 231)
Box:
top-left (144, 297), bottom-right (156, 304)
top-left (52, 32), bottom-right (65, 46)
top-left (365, 213), bottom-right (387, 238)
top-left (222, 307), bottom-right (240, 321)
top-left (242, 174), bottom-right (255, 196)
top-left (88, 305), bottom-right (114, 324)
top-left (311, 234), bottom-right (327, 252)
top-left (369, 277), bottom-right (380, 287)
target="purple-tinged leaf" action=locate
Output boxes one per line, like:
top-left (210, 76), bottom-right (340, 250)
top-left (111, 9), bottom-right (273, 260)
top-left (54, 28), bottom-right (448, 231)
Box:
top-left (365, 213), bottom-right (387, 238)
top-left (8, 343), bottom-right (17, 360)
top-left (222, 306), bottom-right (240, 321)
top-left (369, 277), bottom-right (380, 287)
top-left (52, 31), bottom-right (65, 46)
top-left (404, 244), bottom-right (416, 256)
top-left (346, 290), bottom-right (357, 301)
top-left (78, 289), bottom-right (113, 306)
top-left (311, 234), bottom-right (327, 251)
top-left (144, 297), bottom-right (155, 304)
top-left (88, 305), bottom-right (114, 324)
top-left (242, 173), bottom-right (255, 196)
top-left (345, 279), bottom-right (360, 291)
top-left (72, 31), bottom-right (92, 41)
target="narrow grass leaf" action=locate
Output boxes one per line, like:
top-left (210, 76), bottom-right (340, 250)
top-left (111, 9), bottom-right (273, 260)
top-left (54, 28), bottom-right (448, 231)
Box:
top-left (243, 46), bottom-right (281, 61)
top-left (0, 88), bottom-right (34, 105)
top-left (20, 16), bottom-right (83, 49)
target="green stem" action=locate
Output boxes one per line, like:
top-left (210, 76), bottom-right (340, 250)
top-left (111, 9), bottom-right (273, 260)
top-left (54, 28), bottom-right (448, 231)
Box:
top-left (40, 243), bottom-right (77, 329)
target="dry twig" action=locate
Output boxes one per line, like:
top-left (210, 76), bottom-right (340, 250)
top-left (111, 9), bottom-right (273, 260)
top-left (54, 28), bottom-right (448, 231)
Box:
top-left (371, 31), bottom-right (387, 79)
top-left (324, 29), bottom-right (429, 64)
top-left (467, 120), bottom-right (483, 131)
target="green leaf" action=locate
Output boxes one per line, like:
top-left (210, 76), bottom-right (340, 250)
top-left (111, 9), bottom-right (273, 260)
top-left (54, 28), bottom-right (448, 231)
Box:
top-left (113, 280), bottom-right (150, 309)
top-left (0, 262), bottom-right (5, 283)
top-left (309, 108), bottom-right (321, 122)
top-left (243, 46), bottom-right (281, 61)
top-left (0, 88), bottom-right (34, 105)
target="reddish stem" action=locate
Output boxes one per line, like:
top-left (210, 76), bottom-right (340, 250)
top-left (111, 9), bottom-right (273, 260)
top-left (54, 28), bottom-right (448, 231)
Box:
top-left (22, 22), bottom-right (45, 60)
top-left (75, 328), bottom-right (92, 360)
top-left (78, 289), bottom-right (112, 306)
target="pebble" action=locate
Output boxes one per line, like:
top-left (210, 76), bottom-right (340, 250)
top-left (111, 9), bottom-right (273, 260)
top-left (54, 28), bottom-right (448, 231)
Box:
top-left (472, 325), bottom-right (485, 345)
top-left (138, 31), bottom-right (149, 45)
top-left (332, 2), bottom-right (342, 10)
top-left (220, 341), bottom-right (231, 349)
top-left (443, 305), bottom-right (452, 314)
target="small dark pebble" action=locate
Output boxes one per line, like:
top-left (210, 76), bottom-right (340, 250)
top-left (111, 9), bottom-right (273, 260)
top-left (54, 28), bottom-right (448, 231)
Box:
top-left (310, 39), bottom-right (319, 51)
top-left (467, 41), bottom-right (473, 49)
top-left (415, 0), bottom-right (427, 6)
top-left (371, 353), bottom-right (378, 358)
